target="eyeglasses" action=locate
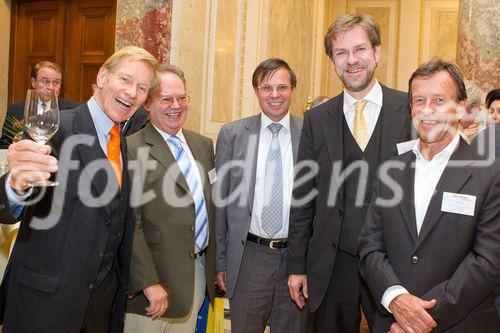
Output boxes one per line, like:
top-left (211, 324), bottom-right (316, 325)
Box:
top-left (333, 46), bottom-right (371, 61)
top-left (258, 84), bottom-right (291, 94)
top-left (157, 95), bottom-right (190, 107)
top-left (38, 78), bottom-right (61, 86)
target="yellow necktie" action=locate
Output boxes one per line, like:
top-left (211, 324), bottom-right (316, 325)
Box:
top-left (353, 99), bottom-right (369, 151)
top-left (107, 123), bottom-right (122, 189)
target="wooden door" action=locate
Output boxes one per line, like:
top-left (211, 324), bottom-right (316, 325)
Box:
top-left (8, 0), bottom-right (116, 104)
top-left (65, 0), bottom-right (116, 102)
top-left (9, 0), bottom-right (65, 103)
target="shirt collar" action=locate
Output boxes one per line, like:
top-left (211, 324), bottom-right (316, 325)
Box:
top-left (87, 97), bottom-right (115, 137)
top-left (152, 123), bottom-right (187, 145)
top-left (412, 132), bottom-right (460, 161)
top-left (343, 80), bottom-right (383, 113)
top-left (260, 112), bottom-right (290, 132)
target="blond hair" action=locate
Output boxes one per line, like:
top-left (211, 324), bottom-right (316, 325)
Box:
top-left (94, 45), bottom-right (160, 92)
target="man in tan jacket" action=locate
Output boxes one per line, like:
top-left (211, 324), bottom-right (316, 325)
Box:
top-left (125, 64), bottom-right (216, 333)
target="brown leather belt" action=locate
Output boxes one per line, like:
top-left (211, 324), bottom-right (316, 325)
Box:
top-left (247, 233), bottom-right (287, 249)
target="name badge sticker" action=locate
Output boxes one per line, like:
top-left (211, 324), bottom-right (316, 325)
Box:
top-left (441, 192), bottom-right (476, 216)
top-left (208, 168), bottom-right (217, 185)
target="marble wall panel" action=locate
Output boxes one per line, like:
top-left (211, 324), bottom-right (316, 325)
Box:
top-left (457, 0), bottom-right (499, 93)
top-left (115, 0), bottom-right (172, 63)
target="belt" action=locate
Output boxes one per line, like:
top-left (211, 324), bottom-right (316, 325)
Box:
top-left (192, 248), bottom-right (207, 259)
top-left (247, 233), bottom-right (287, 249)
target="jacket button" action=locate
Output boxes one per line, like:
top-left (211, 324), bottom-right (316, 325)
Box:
top-left (190, 252), bottom-right (195, 259)
top-left (88, 283), bottom-right (95, 290)
top-left (411, 256), bottom-right (419, 264)
top-left (97, 252), bottom-right (104, 258)
top-left (189, 225), bottom-right (195, 231)
top-left (105, 264), bottom-right (112, 271)
top-left (105, 219), bottom-right (111, 225)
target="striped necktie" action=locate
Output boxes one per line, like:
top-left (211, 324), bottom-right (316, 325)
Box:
top-left (167, 136), bottom-right (209, 252)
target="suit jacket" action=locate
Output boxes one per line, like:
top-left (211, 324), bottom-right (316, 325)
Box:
top-left (215, 113), bottom-right (303, 298)
top-left (122, 106), bottom-right (149, 137)
top-left (359, 139), bottom-right (500, 332)
top-left (0, 98), bottom-right (80, 147)
top-left (0, 103), bottom-right (134, 332)
top-left (286, 85), bottom-right (412, 311)
top-left (126, 123), bottom-right (216, 318)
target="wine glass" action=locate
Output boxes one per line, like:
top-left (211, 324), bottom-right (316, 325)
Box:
top-left (24, 89), bottom-right (59, 186)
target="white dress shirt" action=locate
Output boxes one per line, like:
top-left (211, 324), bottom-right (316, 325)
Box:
top-left (152, 124), bottom-right (205, 193)
top-left (249, 112), bottom-right (294, 239)
top-left (381, 133), bottom-right (460, 312)
top-left (343, 80), bottom-right (383, 139)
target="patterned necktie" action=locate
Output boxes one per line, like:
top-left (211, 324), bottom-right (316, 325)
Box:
top-left (353, 99), bottom-right (369, 151)
top-left (261, 123), bottom-right (283, 237)
top-left (41, 102), bottom-right (47, 111)
top-left (107, 123), bottom-right (122, 189)
top-left (167, 136), bottom-right (209, 252)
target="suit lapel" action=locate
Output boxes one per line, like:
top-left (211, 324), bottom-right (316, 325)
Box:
top-left (290, 115), bottom-right (301, 162)
top-left (144, 123), bottom-right (190, 193)
top-left (323, 96), bottom-right (345, 204)
top-left (184, 130), bottom-right (211, 204)
top-left (397, 153), bottom-right (418, 243)
top-left (73, 105), bottom-right (112, 214)
top-left (379, 85), bottom-right (410, 160)
top-left (413, 140), bottom-right (473, 251)
top-left (245, 115), bottom-right (261, 214)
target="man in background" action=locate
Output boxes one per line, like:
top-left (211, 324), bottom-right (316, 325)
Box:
top-left (0, 46), bottom-right (158, 333)
top-left (0, 61), bottom-right (79, 147)
top-left (287, 13), bottom-right (412, 333)
top-left (125, 64), bottom-right (216, 333)
top-left (215, 58), bottom-right (303, 333)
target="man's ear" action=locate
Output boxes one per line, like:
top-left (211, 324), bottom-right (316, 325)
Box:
top-left (373, 45), bottom-right (382, 65)
top-left (31, 77), bottom-right (37, 89)
top-left (457, 100), bottom-right (468, 120)
top-left (96, 67), bottom-right (108, 89)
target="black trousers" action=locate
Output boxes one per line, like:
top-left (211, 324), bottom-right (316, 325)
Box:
top-left (80, 270), bottom-right (119, 333)
top-left (310, 249), bottom-right (376, 333)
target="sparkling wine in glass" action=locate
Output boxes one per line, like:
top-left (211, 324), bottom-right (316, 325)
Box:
top-left (24, 89), bottom-right (59, 186)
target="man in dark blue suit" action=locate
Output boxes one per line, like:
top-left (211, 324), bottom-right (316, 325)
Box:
top-left (0, 46), bottom-right (159, 333)
top-left (0, 61), bottom-right (79, 147)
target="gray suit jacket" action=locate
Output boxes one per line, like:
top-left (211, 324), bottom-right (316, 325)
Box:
top-left (215, 113), bottom-right (303, 298)
top-left (359, 139), bottom-right (500, 332)
top-left (126, 123), bottom-right (216, 318)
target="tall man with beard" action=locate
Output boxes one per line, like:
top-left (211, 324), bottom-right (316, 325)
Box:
top-left (287, 14), bottom-right (412, 332)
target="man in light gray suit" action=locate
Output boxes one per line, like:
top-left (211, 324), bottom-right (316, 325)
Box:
top-left (215, 58), bottom-right (304, 333)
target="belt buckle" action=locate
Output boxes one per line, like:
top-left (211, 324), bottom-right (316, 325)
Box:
top-left (269, 240), bottom-right (280, 249)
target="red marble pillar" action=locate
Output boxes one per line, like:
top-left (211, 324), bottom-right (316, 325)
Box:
top-left (115, 0), bottom-right (173, 63)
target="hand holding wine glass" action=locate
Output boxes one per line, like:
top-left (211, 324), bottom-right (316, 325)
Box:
top-left (22, 89), bottom-right (60, 186)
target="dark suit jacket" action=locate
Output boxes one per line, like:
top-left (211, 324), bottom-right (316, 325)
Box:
top-left (126, 123), bottom-right (216, 318)
top-left (0, 98), bottom-right (80, 147)
top-left (0, 103), bottom-right (134, 333)
top-left (286, 85), bottom-right (412, 312)
top-left (359, 139), bottom-right (500, 332)
top-left (122, 106), bottom-right (149, 137)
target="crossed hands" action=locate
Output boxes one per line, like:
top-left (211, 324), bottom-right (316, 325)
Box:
top-left (388, 293), bottom-right (437, 333)
top-left (143, 283), bottom-right (169, 318)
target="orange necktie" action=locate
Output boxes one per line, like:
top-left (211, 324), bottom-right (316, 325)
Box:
top-left (107, 123), bottom-right (122, 189)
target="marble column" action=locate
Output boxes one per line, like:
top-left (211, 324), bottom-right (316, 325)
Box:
top-left (115, 0), bottom-right (173, 63)
top-left (456, 0), bottom-right (499, 93)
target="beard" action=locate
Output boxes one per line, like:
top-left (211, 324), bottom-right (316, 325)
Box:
top-left (337, 62), bottom-right (377, 92)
